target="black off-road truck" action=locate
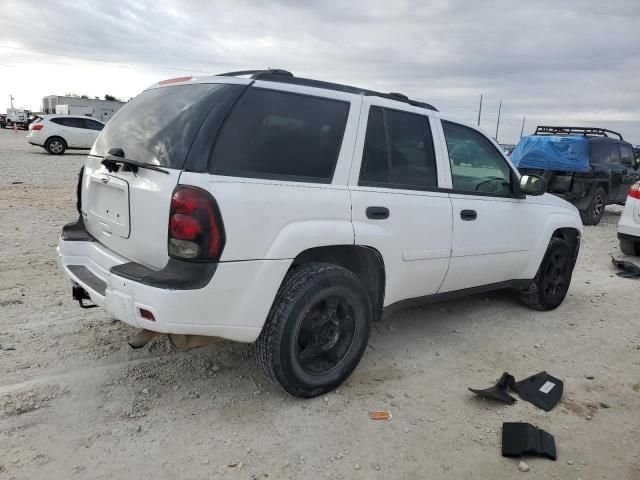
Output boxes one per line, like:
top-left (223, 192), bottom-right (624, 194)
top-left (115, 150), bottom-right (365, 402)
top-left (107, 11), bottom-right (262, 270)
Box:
top-left (514, 126), bottom-right (640, 225)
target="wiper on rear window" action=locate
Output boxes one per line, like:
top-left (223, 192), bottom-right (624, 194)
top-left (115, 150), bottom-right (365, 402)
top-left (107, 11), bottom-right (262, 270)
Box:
top-left (101, 148), bottom-right (169, 175)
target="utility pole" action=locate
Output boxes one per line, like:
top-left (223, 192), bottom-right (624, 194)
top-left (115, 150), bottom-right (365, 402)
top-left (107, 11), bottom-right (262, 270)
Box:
top-left (495, 100), bottom-right (502, 142)
top-left (9, 94), bottom-right (14, 109)
top-left (477, 94), bottom-right (483, 126)
top-left (520, 116), bottom-right (526, 139)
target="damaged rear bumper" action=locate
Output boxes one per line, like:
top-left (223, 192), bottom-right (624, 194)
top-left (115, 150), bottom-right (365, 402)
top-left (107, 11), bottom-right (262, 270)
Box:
top-left (57, 220), bottom-right (290, 343)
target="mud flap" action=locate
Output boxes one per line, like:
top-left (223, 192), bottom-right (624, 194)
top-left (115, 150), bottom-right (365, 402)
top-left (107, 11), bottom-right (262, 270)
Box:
top-left (502, 422), bottom-right (557, 460)
top-left (513, 371), bottom-right (563, 412)
top-left (612, 257), bottom-right (640, 277)
top-left (468, 372), bottom-right (517, 404)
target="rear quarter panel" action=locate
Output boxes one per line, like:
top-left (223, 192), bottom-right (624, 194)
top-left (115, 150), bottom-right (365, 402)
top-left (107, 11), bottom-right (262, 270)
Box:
top-left (178, 174), bottom-right (354, 261)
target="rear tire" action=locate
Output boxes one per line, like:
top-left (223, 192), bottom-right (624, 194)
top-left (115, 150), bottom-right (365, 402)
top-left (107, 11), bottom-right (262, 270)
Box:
top-left (520, 237), bottom-right (574, 311)
top-left (256, 262), bottom-right (372, 398)
top-left (620, 238), bottom-right (640, 256)
top-left (579, 187), bottom-right (606, 225)
top-left (45, 137), bottom-right (66, 155)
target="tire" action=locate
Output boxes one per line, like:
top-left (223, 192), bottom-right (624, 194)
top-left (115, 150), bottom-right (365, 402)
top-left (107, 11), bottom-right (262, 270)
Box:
top-left (45, 137), bottom-right (66, 155)
top-left (520, 237), bottom-right (575, 311)
top-left (579, 187), bottom-right (606, 225)
top-left (620, 238), bottom-right (640, 256)
top-left (256, 262), bottom-right (372, 398)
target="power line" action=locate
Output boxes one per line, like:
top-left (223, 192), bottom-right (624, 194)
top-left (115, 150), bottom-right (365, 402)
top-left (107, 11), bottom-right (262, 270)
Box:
top-left (0, 44), bottom-right (214, 74)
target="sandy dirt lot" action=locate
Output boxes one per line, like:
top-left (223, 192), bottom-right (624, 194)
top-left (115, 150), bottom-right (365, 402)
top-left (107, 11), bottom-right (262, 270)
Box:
top-left (1, 127), bottom-right (639, 479)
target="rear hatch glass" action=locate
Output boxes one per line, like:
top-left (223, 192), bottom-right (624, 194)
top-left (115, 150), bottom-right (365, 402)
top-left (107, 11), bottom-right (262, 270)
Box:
top-left (83, 82), bottom-right (244, 268)
top-left (91, 83), bottom-right (242, 169)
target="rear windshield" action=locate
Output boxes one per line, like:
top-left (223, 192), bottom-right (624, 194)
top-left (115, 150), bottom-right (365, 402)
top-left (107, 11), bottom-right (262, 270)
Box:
top-left (91, 83), bottom-right (242, 169)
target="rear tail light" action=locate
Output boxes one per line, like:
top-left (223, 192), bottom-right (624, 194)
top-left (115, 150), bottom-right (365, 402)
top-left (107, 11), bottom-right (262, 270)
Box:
top-left (168, 185), bottom-right (225, 261)
top-left (629, 182), bottom-right (640, 200)
top-left (31, 124), bottom-right (44, 131)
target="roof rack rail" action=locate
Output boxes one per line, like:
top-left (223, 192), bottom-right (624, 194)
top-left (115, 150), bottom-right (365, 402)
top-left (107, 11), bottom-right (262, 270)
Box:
top-left (534, 126), bottom-right (623, 140)
top-left (215, 69), bottom-right (438, 112)
top-left (217, 69), bottom-right (294, 78)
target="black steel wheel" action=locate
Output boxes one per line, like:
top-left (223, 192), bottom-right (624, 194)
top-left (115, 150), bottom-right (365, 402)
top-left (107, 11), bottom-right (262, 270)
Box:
top-left (295, 295), bottom-right (357, 375)
top-left (256, 263), bottom-right (371, 398)
top-left (580, 187), bottom-right (606, 225)
top-left (520, 237), bottom-right (574, 311)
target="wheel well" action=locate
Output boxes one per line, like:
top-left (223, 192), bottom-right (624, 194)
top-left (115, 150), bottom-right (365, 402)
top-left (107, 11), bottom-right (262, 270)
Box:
top-left (552, 228), bottom-right (580, 264)
top-left (46, 136), bottom-right (67, 146)
top-left (291, 245), bottom-right (385, 321)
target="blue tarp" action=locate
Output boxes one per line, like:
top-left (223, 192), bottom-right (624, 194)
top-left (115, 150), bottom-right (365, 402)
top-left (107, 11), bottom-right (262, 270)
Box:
top-left (510, 135), bottom-right (591, 172)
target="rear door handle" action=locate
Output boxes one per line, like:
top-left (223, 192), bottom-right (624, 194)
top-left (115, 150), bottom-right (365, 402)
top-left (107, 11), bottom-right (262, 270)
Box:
top-left (460, 209), bottom-right (477, 221)
top-left (366, 206), bottom-right (389, 220)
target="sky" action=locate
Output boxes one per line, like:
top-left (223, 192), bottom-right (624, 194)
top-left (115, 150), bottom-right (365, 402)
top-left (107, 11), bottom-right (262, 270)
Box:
top-left (1, 0), bottom-right (639, 144)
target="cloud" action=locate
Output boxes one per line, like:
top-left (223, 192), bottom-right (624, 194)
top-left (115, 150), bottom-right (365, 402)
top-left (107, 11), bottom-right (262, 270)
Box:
top-left (1, 0), bottom-right (639, 143)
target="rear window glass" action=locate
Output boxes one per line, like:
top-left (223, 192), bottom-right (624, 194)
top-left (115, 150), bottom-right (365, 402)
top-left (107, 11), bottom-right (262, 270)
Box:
top-left (91, 83), bottom-right (243, 168)
top-left (359, 106), bottom-right (438, 189)
top-left (210, 88), bottom-right (350, 182)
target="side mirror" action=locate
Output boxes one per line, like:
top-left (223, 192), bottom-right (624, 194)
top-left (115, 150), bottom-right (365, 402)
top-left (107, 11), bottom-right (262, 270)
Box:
top-left (519, 174), bottom-right (546, 196)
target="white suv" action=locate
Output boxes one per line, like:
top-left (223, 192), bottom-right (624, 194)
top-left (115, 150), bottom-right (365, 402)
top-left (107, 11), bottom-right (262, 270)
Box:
top-left (58, 70), bottom-right (583, 397)
top-left (618, 181), bottom-right (640, 255)
top-left (27, 115), bottom-right (105, 154)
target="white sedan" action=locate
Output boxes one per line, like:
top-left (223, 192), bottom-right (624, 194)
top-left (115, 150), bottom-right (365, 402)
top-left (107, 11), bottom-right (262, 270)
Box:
top-left (27, 115), bottom-right (105, 155)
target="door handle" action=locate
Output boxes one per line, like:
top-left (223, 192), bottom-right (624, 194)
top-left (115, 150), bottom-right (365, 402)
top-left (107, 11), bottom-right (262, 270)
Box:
top-left (366, 206), bottom-right (389, 220)
top-left (460, 209), bottom-right (477, 221)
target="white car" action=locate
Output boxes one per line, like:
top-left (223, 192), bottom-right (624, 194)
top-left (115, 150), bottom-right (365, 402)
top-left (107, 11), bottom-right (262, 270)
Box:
top-left (27, 115), bottom-right (105, 154)
top-left (58, 70), bottom-right (583, 397)
top-left (618, 181), bottom-right (640, 255)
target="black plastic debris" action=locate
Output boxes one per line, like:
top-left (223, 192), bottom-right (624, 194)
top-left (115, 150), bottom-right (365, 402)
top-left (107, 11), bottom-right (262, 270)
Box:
top-left (469, 372), bottom-right (517, 404)
top-left (513, 371), bottom-right (563, 412)
top-left (612, 257), bottom-right (640, 278)
top-left (502, 422), bottom-right (557, 460)
top-left (469, 371), bottom-right (563, 411)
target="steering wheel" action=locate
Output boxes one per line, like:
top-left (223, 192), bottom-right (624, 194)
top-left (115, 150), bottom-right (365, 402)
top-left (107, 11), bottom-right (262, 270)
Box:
top-left (475, 177), bottom-right (509, 193)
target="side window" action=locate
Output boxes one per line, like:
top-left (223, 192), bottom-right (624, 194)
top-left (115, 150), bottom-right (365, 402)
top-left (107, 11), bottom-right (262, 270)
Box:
top-left (608, 144), bottom-right (621, 164)
top-left (442, 121), bottom-right (513, 195)
top-left (360, 107), bottom-right (388, 183)
top-left (359, 107), bottom-right (438, 189)
top-left (54, 117), bottom-right (84, 129)
top-left (211, 88), bottom-right (350, 182)
top-left (84, 119), bottom-right (104, 131)
top-left (619, 145), bottom-right (634, 166)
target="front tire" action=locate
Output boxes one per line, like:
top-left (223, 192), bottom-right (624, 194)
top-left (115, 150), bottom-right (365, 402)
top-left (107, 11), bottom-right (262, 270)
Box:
top-left (579, 187), bottom-right (606, 225)
top-left (45, 137), bottom-right (66, 155)
top-left (520, 237), bottom-right (575, 311)
top-left (256, 263), bottom-right (372, 398)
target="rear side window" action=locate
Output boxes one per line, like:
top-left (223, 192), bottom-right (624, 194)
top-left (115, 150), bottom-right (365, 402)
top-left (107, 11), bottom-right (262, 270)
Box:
top-left (591, 142), bottom-right (623, 164)
top-left (359, 106), bottom-right (438, 189)
top-left (84, 119), bottom-right (104, 131)
top-left (620, 144), bottom-right (635, 165)
top-left (92, 83), bottom-right (244, 168)
top-left (211, 88), bottom-right (350, 182)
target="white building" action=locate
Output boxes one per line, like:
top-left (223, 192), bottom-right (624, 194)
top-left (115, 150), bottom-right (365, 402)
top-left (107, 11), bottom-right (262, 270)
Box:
top-left (42, 96), bottom-right (125, 122)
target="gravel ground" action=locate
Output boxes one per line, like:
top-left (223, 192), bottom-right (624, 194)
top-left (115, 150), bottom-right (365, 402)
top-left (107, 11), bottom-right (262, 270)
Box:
top-left (1, 127), bottom-right (639, 479)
